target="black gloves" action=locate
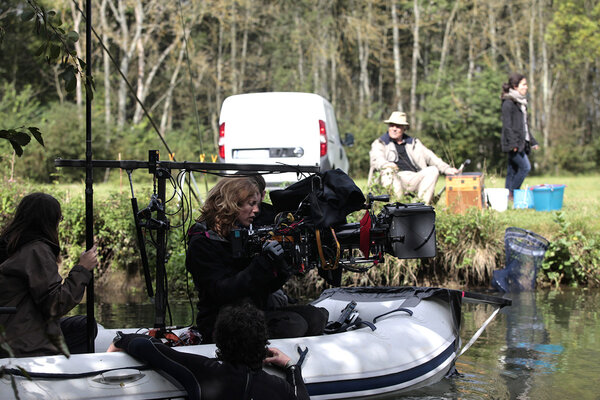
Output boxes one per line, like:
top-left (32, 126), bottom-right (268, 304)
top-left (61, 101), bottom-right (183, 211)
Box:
top-left (262, 240), bottom-right (292, 277)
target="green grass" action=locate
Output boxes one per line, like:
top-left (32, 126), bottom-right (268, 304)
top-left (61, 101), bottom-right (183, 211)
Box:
top-left (36, 172), bottom-right (599, 240)
top-left (354, 173), bottom-right (600, 240)
top-left (10, 172), bottom-right (599, 291)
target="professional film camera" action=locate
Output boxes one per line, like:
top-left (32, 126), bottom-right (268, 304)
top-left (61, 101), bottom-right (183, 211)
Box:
top-left (230, 170), bottom-right (436, 286)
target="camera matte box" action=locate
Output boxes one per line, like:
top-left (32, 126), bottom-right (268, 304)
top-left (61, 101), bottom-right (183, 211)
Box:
top-left (384, 203), bottom-right (436, 259)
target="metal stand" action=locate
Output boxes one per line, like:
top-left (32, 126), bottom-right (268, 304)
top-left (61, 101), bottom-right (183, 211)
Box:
top-left (56, 153), bottom-right (318, 330)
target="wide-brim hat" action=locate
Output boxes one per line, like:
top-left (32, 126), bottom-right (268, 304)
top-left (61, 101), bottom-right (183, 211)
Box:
top-left (384, 111), bottom-right (409, 127)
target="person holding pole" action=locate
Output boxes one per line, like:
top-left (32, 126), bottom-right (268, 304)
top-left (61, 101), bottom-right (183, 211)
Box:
top-left (0, 193), bottom-right (98, 357)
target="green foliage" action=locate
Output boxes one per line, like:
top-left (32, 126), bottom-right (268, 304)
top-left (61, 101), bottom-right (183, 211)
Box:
top-left (419, 68), bottom-right (506, 172)
top-left (546, 0), bottom-right (600, 67)
top-left (339, 107), bottom-right (385, 177)
top-left (543, 134), bottom-right (598, 174)
top-left (0, 83), bottom-right (45, 156)
top-left (434, 208), bottom-right (504, 286)
top-left (541, 212), bottom-right (600, 288)
top-left (11, 102), bottom-right (85, 182)
top-left (21, 0), bottom-right (93, 97)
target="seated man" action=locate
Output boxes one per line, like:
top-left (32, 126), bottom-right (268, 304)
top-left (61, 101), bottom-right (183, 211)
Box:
top-left (108, 303), bottom-right (309, 400)
top-left (369, 111), bottom-right (458, 204)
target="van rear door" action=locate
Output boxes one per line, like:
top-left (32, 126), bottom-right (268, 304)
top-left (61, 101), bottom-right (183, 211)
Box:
top-left (219, 93), bottom-right (325, 187)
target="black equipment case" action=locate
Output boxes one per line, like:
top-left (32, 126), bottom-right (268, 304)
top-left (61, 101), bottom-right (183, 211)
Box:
top-left (383, 203), bottom-right (436, 259)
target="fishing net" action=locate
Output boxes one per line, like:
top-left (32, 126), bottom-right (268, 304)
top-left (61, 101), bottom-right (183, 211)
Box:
top-left (492, 227), bottom-right (549, 292)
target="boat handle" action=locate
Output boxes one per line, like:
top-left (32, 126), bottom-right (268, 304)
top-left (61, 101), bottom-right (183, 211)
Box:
top-left (96, 368), bottom-right (145, 384)
top-left (373, 307), bottom-right (413, 323)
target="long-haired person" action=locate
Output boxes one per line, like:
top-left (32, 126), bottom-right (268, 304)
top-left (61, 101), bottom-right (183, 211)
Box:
top-left (186, 177), bottom-right (327, 344)
top-left (501, 73), bottom-right (539, 200)
top-left (0, 193), bottom-right (98, 357)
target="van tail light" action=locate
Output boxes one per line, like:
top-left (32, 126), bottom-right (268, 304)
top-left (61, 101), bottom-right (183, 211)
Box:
top-left (319, 120), bottom-right (327, 157)
top-left (218, 123), bottom-right (225, 159)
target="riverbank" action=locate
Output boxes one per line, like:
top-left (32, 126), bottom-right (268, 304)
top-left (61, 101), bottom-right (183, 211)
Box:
top-left (1, 173), bottom-right (599, 301)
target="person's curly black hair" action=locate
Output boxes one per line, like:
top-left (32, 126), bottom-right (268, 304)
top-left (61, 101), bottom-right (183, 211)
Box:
top-left (214, 303), bottom-right (269, 370)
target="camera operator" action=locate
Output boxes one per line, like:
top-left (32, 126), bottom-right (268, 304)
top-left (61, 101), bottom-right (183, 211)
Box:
top-left (186, 177), bottom-right (328, 343)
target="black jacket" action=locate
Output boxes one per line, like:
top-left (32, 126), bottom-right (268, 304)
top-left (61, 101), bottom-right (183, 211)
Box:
top-left (185, 222), bottom-right (288, 342)
top-left (116, 335), bottom-right (309, 400)
top-left (501, 98), bottom-right (538, 153)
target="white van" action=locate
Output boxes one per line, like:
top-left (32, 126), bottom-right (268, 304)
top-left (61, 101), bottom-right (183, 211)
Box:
top-left (217, 92), bottom-right (353, 188)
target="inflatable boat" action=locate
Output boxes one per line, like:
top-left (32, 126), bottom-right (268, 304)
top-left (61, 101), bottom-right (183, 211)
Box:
top-left (0, 286), bottom-right (510, 399)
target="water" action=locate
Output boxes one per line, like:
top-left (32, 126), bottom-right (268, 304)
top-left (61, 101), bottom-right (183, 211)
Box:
top-left (77, 289), bottom-right (600, 399)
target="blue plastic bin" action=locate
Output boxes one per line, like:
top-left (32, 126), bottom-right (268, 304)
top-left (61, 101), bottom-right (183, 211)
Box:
top-left (513, 188), bottom-right (534, 209)
top-left (532, 184), bottom-right (565, 211)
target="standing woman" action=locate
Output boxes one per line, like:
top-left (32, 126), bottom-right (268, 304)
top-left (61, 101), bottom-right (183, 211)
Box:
top-left (0, 193), bottom-right (98, 357)
top-left (501, 73), bottom-right (539, 200)
top-left (186, 177), bottom-right (328, 344)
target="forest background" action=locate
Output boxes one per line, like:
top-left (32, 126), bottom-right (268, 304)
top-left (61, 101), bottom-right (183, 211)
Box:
top-left (2, 0), bottom-right (600, 179)
top-left (1, 0), bottom-right (600, 296)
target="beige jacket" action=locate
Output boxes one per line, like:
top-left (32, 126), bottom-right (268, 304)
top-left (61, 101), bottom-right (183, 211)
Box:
top-left (369, 133), bottom-right (451, 174)
top-left (0, 240), bottom-right (91, 357)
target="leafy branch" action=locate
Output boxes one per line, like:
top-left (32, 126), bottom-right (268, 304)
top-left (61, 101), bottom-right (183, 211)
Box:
top-left (1, 0), bottom-right (95, 156)
top-left (21, 0), bottom-right (94, 96)
top-left (0, 127), bottom-right (44, 156)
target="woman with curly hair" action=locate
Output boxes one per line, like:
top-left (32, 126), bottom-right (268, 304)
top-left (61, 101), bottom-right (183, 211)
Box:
top-left (186, 177), bottom-right (327, 343)
top-left (109, 304), bottom-right (309, 400)
top-left (0, 192), bottom-right (98, 357)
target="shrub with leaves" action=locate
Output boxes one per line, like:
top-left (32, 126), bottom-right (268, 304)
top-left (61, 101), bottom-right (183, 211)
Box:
top-left (541, 212), bottom-right (600, 287)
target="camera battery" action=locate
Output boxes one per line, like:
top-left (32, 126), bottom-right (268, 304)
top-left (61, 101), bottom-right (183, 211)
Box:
top-left (383, 203), bottom-right (436, 259)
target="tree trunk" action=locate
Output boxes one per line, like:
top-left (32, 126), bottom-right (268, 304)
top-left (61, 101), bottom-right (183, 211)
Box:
top-left (213, 19), bottom-right (224, 147)
top-left (230, 1), bottom-right (238, 94)
top-left (391, 1), bottom-right (403, 111)
top-left (69, 0), bottom-right (83, 108)
top-left (108, 0), bottom-right (143, 129)
top-left (295, 13), bottom-right (305, 87)
top-left (507, 2), bottom-right (524, 72)
top-left (160, 45), bottom-right (186, 134)
top-left (410, 0), bottom-right (420, 122)
top-left (528, 0), bottom-right (536, 133)
top-left (133, 39), bottom-right (178, 124)
top-left (539, 0), bottom-right (551, 150)
top-left (239, 0), bottom-right (251, 93)
top-left (488, 1), bottom-right (497, 67)
top-left (133, 0), bottom-right (145, 125)
top-left (433, 0), bottom-right (459, 97)
top-left (100, 0), bottom-right (112, 182)
top-left (100, 0), bottom-right (111, 131)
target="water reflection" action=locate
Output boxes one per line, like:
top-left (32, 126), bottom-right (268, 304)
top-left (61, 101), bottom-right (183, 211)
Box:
top-left (500, 292), bottom-right (560, 399)
top-left (74, 289), bottom-right (600, 399)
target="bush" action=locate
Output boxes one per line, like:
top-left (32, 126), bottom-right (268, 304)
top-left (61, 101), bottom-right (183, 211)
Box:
top-left (541, 212), bottom-right (600, 287)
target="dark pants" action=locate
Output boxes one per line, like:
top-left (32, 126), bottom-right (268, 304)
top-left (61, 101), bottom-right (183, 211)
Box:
top-left (60, 315), bottom-right (98, 354)
top-left (265, 305), bottom-right (329, 339)
top-left (505, 150), bottom-right (531, 194)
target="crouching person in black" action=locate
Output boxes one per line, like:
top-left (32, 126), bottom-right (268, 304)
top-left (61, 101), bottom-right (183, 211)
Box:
top-left (185, 177), bottom-right (328, 343)
top-left (108, 304), bottom-right (309, 400)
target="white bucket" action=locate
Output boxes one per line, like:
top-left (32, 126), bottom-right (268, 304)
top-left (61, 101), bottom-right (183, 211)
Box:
top-left (485, 188), bottom-right (509, 212)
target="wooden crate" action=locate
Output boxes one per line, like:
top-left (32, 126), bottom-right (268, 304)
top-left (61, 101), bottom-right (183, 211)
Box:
top-left (445, 173), bottom-right (484, 213)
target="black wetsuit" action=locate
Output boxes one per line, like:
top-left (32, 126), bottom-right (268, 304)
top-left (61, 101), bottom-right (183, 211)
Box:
top-left (115, 335), bottom-right (309, 400)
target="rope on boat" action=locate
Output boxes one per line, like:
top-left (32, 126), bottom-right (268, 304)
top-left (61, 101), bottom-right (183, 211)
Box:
top-left (455, 306), bottom-right (502, 359)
